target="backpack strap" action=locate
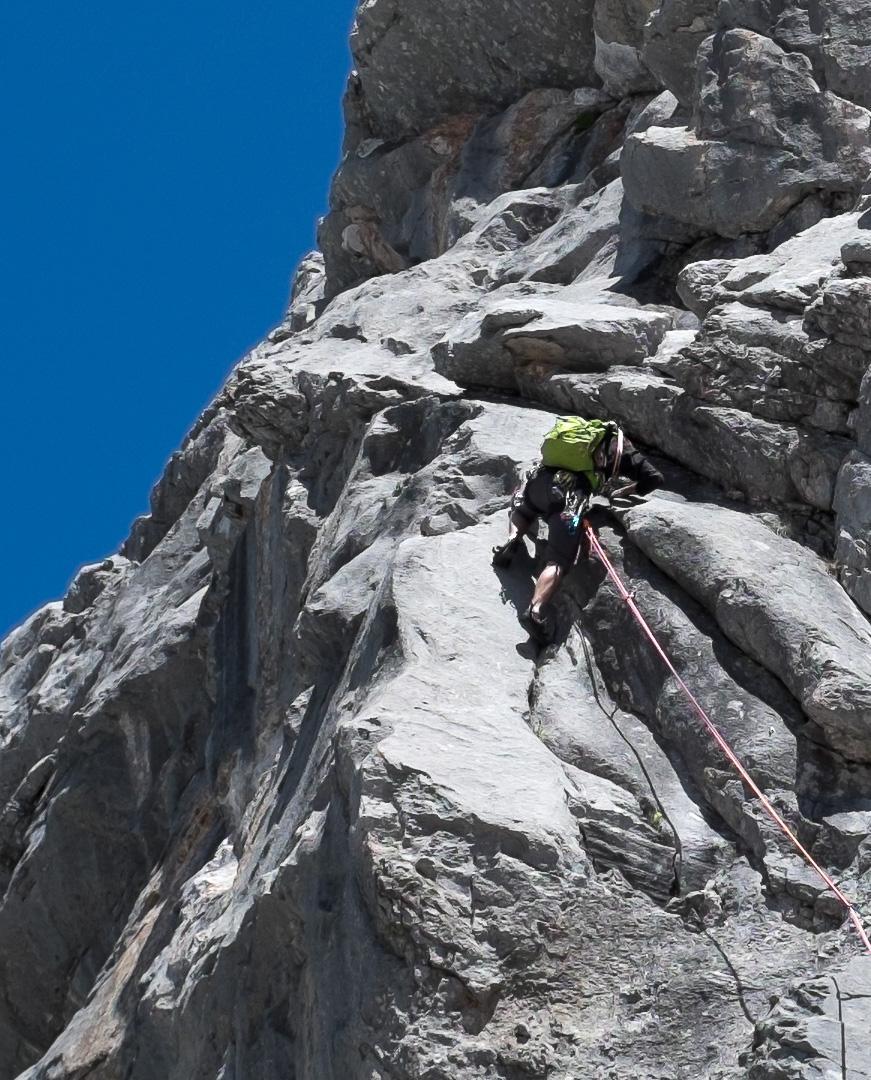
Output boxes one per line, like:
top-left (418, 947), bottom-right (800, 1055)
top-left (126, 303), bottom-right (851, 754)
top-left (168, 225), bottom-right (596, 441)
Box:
top-left (610, 427), bottom-right (624, 481)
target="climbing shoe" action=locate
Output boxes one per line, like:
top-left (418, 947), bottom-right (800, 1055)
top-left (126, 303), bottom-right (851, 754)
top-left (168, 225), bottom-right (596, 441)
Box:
top-left (520, 605), bottom-right (555, 645)
top-left (491, 537), bottom-right (520, 568)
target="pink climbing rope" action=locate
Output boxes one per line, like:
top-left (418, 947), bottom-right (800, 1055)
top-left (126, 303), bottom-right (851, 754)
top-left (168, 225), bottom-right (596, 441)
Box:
top-left (583, 521), bottom-right (871, 955)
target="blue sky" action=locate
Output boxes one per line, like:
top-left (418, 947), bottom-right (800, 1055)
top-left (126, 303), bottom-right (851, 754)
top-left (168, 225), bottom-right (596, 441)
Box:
top-left (1, 1), bottom-right (357, 638)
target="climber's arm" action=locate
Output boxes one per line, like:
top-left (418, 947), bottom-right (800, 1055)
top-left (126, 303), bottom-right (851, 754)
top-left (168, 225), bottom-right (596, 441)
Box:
top-left (608, 442), bottom-right (663, 500)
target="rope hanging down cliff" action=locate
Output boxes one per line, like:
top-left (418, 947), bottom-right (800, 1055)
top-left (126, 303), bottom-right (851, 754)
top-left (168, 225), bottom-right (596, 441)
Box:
top-left (583, 521), bottom-right (871, 957)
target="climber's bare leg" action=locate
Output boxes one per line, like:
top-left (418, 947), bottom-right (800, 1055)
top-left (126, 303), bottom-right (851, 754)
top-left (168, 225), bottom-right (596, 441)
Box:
top-left (531, 562), bottom-right (563, 613)
top-left (507, 510), bottom-right (531, 543)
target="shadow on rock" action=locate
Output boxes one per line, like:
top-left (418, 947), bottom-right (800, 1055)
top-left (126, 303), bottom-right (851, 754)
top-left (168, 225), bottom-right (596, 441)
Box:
top-left (490, 541), bottom-right (544, 657)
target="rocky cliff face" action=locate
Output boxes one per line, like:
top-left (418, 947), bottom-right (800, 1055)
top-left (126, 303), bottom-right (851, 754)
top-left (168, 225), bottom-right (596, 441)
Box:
top-left (3, 2), bottom-right (871, 1077)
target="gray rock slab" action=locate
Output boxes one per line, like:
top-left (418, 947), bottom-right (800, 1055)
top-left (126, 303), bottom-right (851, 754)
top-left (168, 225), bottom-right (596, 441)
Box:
top-left (717, 0), bottom-right (823, 67)
top-left (10, 1), bottom-right (871, 1072)
top-left (530, 628), bottom-right (733, 892)
top-left (666, 300), bottom-right (855, 433)
top-left (442, 88), bottom-right (615, 233)
top-left (625, 499), bottom-right (871, 761)
top-left (366, 518), bottom-right (584, 868)
top-left (497, 177), bottom-right (624, 285)
top-left (717, 211), bottom-right (868, 313)
top-left (842, 235), bottom-right (871, 270)
top-left (500, 297), bottom-right (672, 366)
top-left (677, 258), bottom-right (741, 318)
top-left (572, 518), bottom-right (808, 867)
top-left (436, 291), bottom-right (671, 390)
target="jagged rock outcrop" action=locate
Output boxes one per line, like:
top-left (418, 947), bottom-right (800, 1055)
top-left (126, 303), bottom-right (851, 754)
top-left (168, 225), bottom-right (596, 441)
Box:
top-left (3, 1), bottom-right (871, 1077)
top-left (623, 29), bottom-right (871, 237)
top-left (348, 0), bottom-right (599, 140)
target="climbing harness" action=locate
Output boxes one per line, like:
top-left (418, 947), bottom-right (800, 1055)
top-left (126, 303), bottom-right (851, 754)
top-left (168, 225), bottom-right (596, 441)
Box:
top-left (583, 520), bottom-right (871, 956)
top-left (562, 488), bottom-right (589, 533)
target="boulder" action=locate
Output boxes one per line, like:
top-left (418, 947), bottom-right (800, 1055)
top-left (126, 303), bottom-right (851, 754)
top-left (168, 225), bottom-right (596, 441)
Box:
top-left (285, 250), bottom-right (326, 333)
top-left (666, 301), bottom-right (855, 432)
top-left (717, 0), bottom-right (822, 66)
top-left (497, 178), bottom-right (625, 285)
top-left (676, 258), bottom-right (740, 318)
top-left (434, 290), bottom-right (672, 389)
top-left (716, 210), bottom-right (867, 312)
top-left (62, 557), bottom-right (129, 616)
top-left (842, 234), bottom-right (871, 272)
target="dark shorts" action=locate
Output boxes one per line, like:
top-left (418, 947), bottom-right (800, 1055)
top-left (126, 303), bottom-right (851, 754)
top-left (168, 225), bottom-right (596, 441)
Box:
top-left (512, 469), bottom-right (584, 570)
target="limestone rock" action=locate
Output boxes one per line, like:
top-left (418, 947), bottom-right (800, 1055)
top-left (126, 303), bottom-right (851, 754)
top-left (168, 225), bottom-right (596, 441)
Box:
top-left (715, 210), bottom-right (867, 312)
top-left (350, 0), bottom-right (598, 140)
top-left (5, 1), bottom-right (871, 1077)
top-left (441, 88), bottom-right (616, 243)
top-left (321, 90), bottom-right (625, 296)
top-left (717, 0), bottom-right (824, 77)
top-left (834, 450), bottom-right (871, 615)
top-left (497, 177), bottom-right (625, 285)
top-left (643, 0), bottom-right (719, 105)
top-left (810, 0), bottom-right (871, 109)
top-left (624, 30), bottom-right (871, 237)
top-left (593, 0), bottom-right (660, 97)
top-left (676, 258), bottom-right (740, 317)
top-left (285, 250), bottom-right (325, 333)
top-left (748, 955), bottom-right (871, 1077)
top-left (62, 556), bottom-right (129, 615)
top-left (626, 499), bottom-right (871, 761)
top-left (666, 300), bottom-right (856, 433)
top-left (434, 288), bottom-right (672, 390)
top-left (842, 234), bottom-right (871, 272)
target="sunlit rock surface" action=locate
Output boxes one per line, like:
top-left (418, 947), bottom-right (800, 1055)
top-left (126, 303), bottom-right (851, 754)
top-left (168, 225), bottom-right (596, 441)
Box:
top-left (3, 1), bottom-right (871, 1077)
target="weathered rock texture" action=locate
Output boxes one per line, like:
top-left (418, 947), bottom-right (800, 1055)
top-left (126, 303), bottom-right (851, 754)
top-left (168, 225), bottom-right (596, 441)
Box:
top-left (3, 1), bottom-right (871, 1078)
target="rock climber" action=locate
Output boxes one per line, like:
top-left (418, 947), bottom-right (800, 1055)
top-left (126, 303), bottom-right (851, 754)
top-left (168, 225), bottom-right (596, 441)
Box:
top-left (492, 416), bottom-right (663, 643)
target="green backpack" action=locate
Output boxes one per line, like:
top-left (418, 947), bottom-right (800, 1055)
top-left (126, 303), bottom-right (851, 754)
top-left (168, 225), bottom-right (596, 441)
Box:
top-left (540, 416), bottom-right (613, 490)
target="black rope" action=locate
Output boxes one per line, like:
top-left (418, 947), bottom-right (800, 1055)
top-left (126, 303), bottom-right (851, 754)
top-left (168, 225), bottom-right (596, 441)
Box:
top-left (831, 975), bottom-right (847, 1080)
top-left (699, 924), bottom-right (758, 1025)
top-left (578, 627), bottom-right (684, 896)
